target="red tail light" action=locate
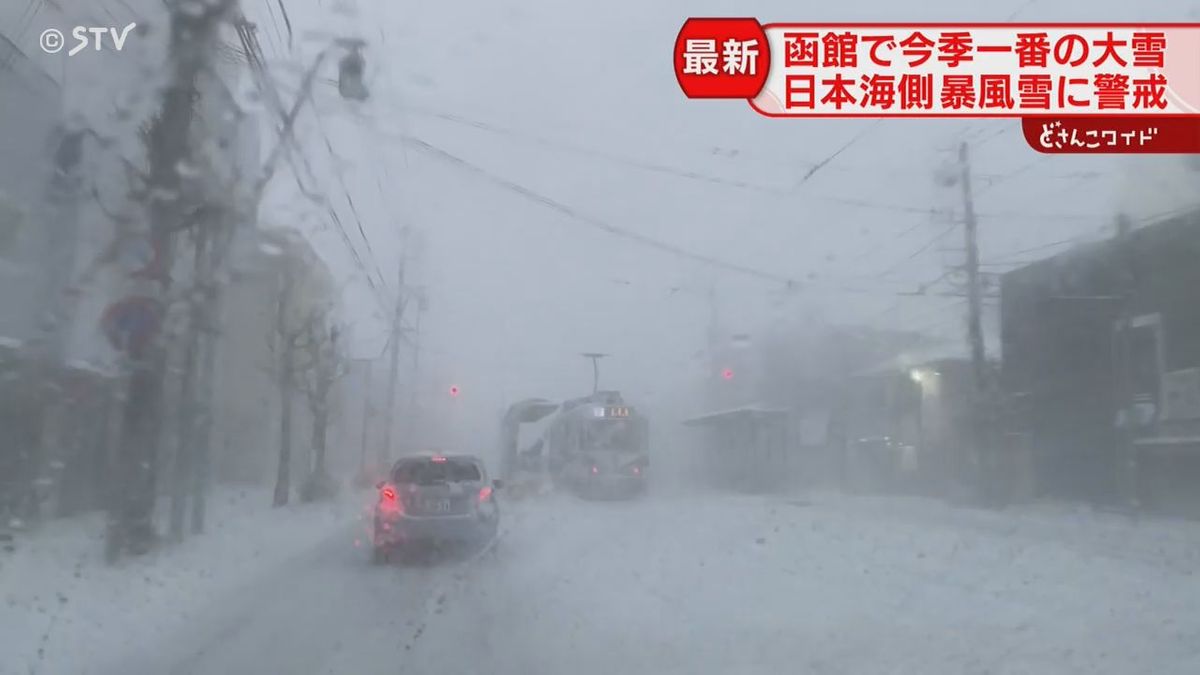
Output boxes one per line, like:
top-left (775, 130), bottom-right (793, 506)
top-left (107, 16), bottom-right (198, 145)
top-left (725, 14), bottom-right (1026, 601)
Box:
top-left (591, 466), bottom-right (599, 475)
top-left (379, 484), bottom-right (402, 515)
top-left (478, 486), bottom-right (493, 502)
top-left (632, 466), bottom-right (641, 475)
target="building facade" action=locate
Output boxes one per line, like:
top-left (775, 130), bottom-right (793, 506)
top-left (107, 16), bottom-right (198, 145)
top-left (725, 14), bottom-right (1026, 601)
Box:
top-left (1001, 210), bottom-right (1200, 515)
top-left (211, 226), bottom-right (341, 489)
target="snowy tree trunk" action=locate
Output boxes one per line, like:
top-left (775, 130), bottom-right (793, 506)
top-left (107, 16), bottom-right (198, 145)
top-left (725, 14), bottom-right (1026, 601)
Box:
top-left (301, 400), bottom-right (333, 503)
top-left (274, 362), bottom-right (293, 507)
top-left (312, 404), bottom-right (329, 477)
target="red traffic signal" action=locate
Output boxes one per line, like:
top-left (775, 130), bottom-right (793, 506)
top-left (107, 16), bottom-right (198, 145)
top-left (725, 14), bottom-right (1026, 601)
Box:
top-left (449, 385), bottom-right (460, 397)
top-left (721, 368), bottom-right (734, 380)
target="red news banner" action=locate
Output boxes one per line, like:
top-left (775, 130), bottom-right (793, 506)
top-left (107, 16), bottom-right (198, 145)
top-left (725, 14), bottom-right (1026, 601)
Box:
top-left (673, 19), bottom-right (1200, 153)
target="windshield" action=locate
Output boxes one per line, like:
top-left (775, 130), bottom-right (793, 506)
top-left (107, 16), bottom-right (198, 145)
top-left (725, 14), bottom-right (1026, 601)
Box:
top-left (6, 2), bottom-right (1200, 675)
top-left (585, 420), bottom-right (640, 451)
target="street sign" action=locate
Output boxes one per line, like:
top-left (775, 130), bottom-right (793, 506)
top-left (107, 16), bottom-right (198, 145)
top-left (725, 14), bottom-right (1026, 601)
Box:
top-left (100, 295), bottom-right (164, 356)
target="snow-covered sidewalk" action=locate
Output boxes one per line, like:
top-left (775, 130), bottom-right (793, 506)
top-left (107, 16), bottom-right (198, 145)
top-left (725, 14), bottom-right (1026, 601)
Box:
top-left (0, 485), bottom-right (360, 675)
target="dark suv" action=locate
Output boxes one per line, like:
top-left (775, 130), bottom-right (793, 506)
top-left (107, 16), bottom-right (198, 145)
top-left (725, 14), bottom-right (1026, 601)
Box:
top-left (372, 454), bottom-right (501, 563)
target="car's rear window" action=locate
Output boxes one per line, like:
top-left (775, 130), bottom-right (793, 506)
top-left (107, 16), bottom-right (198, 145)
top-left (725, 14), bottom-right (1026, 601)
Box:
top-left (392, 459), bottom-right (481, 485)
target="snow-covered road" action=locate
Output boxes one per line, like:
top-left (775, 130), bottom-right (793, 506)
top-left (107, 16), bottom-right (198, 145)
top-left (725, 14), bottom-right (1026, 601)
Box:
top-left (12, 489), bottom-right (1200, 675)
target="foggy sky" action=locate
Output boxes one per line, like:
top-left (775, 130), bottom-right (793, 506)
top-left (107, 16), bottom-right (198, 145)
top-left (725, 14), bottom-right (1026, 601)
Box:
top-left (245, 0), bottom-right (1200, 438)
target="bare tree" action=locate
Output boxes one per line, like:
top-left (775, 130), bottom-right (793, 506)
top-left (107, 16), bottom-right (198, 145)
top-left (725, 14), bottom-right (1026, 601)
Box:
top-left (298, 311), bottom-right (347, 502)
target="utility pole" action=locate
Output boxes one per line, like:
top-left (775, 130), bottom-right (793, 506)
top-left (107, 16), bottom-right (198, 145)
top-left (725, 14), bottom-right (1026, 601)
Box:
top-left (581, 353), bottom-right (608, 394)
top-left (959, 142), bottom-right (987, 393)
top-left (190, 322), bottom-right (216, 534)
top-left (106, 0), bottom-right (238, 562)
top-left (358, 359), bottom-right (373, 480)
top-left (406, 291), bottom-right (426, 440)
top-left (380, 251), bottom-right (408, 465)
top-left (169, 225), bottom-right (211, 542)
top-left (958, 141), bottom-right (993, 503)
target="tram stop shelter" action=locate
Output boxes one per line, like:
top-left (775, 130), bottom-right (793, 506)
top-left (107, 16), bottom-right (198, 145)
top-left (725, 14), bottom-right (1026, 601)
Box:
top-left (683, 405), bottom-right (789, 492)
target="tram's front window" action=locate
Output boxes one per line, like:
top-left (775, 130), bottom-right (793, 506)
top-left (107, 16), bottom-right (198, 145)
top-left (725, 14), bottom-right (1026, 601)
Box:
top-left (585, 420), bottom-right (636, 451)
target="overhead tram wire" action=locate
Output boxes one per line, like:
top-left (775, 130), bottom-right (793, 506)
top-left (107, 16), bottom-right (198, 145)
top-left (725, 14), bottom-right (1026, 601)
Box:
top-left (244, 19), bottom-right (393, 305)
top-left (795, 120), bottom-right (882, 186)
top-left (405, 137), bottom-right (798, 286)
top-left (309, 104), bottom-right (393, 300)
top-left (381, 120), bottom-right (1109, 227)
top-left (404, 136), bottom-right (987, 299)
top-left (875, 222), bottom-right (961, 279)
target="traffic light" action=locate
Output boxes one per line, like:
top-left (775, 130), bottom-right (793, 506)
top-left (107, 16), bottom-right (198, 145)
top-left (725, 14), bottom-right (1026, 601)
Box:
top-left (449, 385), bottom-right (460, 397)
top-left (337, 46), bottom-right (369, 101)
top-left (721, 368), bottom-right (734, 380)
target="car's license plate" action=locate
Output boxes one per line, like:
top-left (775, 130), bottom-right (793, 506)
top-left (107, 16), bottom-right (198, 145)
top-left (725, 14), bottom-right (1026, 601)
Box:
top-left (423, 499), bottom-right (452, 512)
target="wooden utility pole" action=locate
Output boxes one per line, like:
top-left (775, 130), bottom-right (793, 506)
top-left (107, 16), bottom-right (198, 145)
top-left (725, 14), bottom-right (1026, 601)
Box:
top-left (358, 359), bottom-right (373, 479)
top-left (169, 226), bottom-right (211, 542)
top-left (191, 324), bottom-right (216, 533)
top-left (106, 0), bottom-right (238, 561)
top-left (958, 141), bottom-right (992, 502)
top-left (380, 254), bottom-right (407, 464)
top-left (959, 142), bottom-right (987, 393)
top-left (406, 293), bottom-right (425, 440)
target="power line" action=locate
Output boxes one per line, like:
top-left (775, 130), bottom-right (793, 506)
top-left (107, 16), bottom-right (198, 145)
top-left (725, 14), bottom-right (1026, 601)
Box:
top-left (310, 105), bottom-right (392, 298)
top-left (236, 20), bottom-right (323, 193)
top-left (404, 135), bottom-right (970, 300)
top-left (399, 109), bottom-right (794, 194)
top-left (0, 0), bottom-right (44, 73)
top-left (272, 0), bottom-right (294, 51)
top-left (976, 157), bottom-right (1048, 196)
top-left (399, 109), bottom-right (1112, 224)
top-left (404, 107), bottom-right (884, 173)
top-left (405, 136), bottom-right (798, 286)
top-left (981, 227), bottom-right (1113, 265)
top-left (259, 0), bottom-right (285, 54)
top-left (876, 222), bottom-right (960, 278)
top-left (796, 120), bottom-right (881, 185)
top-left (237, 20), bottom-right (392, 314)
